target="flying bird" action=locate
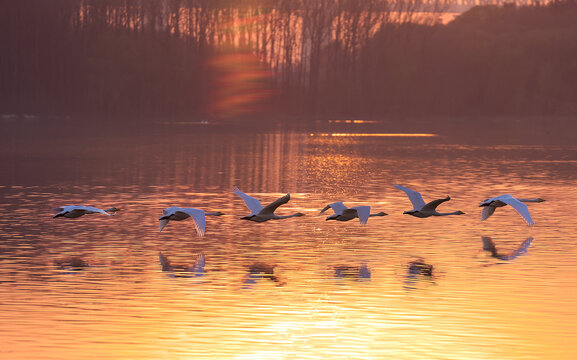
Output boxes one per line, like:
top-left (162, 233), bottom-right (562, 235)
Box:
top-left (480, 194), bottom-right (544, 226)
top-left (394, 184), bottom-right (465, 218)
top-left (320, 201), bottom-right (387, 224)
top-left (234, 187), bottom-right (304, 222)
top-left (52, 205), bottom-right (120, 218)
top-left (159, 207), bottom-right (224, 236)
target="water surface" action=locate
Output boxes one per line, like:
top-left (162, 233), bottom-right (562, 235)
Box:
top-left (0, 123), bottom-right (576, 359)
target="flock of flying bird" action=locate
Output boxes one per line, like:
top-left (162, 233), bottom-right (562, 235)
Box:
top-left (52, 184), bottom-right (546, 236)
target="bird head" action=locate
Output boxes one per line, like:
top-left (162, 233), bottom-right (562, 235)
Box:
top-left (375, 212), bottom-right (388, 216)
top-left (294, 212), bottom-right (305, 217)
top-left (455, 210), bottom-right (466, 215)
top-left (536, 198), bottom-right (546, 202)
top-left (212, 211), bottom-right (225, 216)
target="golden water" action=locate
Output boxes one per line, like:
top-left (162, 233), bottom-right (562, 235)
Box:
top-left (0, 127), bottom-right (575, 359)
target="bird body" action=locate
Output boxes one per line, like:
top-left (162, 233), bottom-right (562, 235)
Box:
top-left (394, 184), bottom-right (464, 218)
top-left (320, 201), bottom-right (386, 224)
top-left (480, 194), bottom-right (544, 225)
top-left (53, 205), bottom-right (117, 218)
top-left (159, 207), bottom-right (223, 235)
top-left (234, 187), bottom-right (304, 222)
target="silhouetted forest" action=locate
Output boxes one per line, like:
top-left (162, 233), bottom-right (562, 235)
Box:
top-left (1, 0), bottom-right (576, 121)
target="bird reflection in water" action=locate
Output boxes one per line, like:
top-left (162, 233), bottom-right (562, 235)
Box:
top-left (333, 264), bottom-right (371, 281)
top-left (408, 259), bottom-right (434, 276)
top-left (54, 256), bottom-right (90, 271)
top-left (480, 236), bottom-right (533, 266)
top-left (243, 262), bottom-right (285, 288)
top-left (404, 258), bottom-right (435, 290)
top-left (158, 252), bottom-right (205, 278)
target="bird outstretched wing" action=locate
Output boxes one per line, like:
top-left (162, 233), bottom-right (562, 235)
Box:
top-left (394, 184), bottom-right (426, 210)
top-left (179, 208), bottom-right (206, 236)
top-left (320, 201), bottom-right (347, 215)
top-left (421, 196), bottom-right (451, 212)
top-left (261, 193), bottom-right (291, 214)
top-left (498, 195), bottom-right (535, 226)
top-left (234, 187), bottom-right (264, 215)
top-left (349, 206), bottom-right (370, 225)
top-left (159, 219), bottom-right (169, 232)
top-left (481, 206), bottom-right (496, 221)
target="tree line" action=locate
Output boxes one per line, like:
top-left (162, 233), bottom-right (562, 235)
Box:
top-left (1, 0), bottom-right (575, 121)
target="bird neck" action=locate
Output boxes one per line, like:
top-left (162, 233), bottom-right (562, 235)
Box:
top-left (369, 212), bottom-right (387, 217)
top-left (435, 211), bottom-right (463, 216)
top-left (206, 212), bottom-right (224, 216)
top-left (276, 213), bottom-right (303, 219)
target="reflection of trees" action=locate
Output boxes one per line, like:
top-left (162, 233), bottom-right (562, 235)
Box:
top-left (153, 132), bottom-right (306, 191)
top-left (1, 1), bottom-right (576, 119)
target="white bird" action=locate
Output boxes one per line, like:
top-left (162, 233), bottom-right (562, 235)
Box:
top-left (394, 184), bottom-right (465, 218)
top-left (159, 207), bottom-right (223, 235)
top-left (479, 194), bottom-right (542, 226)
top-left (52, 205), bottom-right (119, 218)
top-left (234, 187), bottom-right (305, 222)
top-left (320, 202), bottom-right (387, 224)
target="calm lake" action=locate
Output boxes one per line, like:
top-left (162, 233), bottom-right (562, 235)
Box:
top-left (0, 120), bottom-right (576, 359)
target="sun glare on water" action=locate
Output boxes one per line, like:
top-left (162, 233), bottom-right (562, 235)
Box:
top-left (310, 133), bottom-right (438, 137)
